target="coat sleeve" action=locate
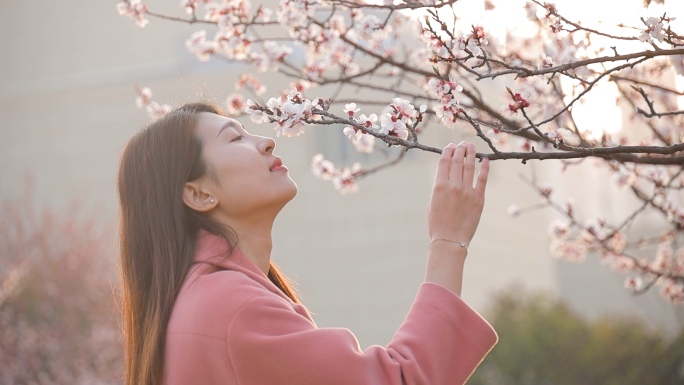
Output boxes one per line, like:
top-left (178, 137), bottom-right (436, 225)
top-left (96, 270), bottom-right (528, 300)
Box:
top-left (225, 282), bottom-right (498, 385)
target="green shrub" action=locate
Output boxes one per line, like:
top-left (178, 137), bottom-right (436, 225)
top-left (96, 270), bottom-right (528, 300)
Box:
top-left (469, 286), bottom-right (684, 385)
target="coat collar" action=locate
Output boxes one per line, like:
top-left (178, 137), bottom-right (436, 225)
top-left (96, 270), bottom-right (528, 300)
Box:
top-left (192, 229), bottom-right (296, 305)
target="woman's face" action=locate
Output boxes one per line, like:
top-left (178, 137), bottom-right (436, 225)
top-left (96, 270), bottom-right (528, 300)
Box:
top-left (187, 112), bottom-right (297, 220)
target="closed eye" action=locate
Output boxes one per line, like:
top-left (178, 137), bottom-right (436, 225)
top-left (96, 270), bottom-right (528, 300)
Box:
top-left (231, 135), bottom-right (243, 142)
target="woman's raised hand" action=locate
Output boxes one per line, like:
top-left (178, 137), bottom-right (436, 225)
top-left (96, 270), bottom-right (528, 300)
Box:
top-left (427, 142), bottom-right (490, 250)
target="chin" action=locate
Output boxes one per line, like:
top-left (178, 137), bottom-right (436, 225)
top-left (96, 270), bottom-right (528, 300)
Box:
top-left (270, 178), bottom-right (298, 207)
top-left (283, 179), bottom-right (298, 202)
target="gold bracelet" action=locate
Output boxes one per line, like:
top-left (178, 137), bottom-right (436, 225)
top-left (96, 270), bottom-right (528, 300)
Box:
top-left (429, 238), bottom-right (468, 251)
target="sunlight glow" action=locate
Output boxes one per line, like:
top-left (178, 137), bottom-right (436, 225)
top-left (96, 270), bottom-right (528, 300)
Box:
top-left (563, 79), bottom-right (623, 140)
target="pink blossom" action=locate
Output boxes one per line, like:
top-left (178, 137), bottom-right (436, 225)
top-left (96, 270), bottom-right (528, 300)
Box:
top-left (303, 64), bottom-right (325, 80)
top-left (549, 240), bottom-right (587, 263)
top-left (182, 0), bottom-right (198, 14)
top-left (539, 183), bottom-right (553, 198)
top-left (391, 98), bottom-right (416, 121)
top-left (507, 204), bottom-right (520, 218)
top-left (675, 208), bottom-right (684, 226)
top-left (358, 113), bottom-right (378, 129)
top-left (328, 14), bottom-right (347, 36)
top-left (225, 93), bottom-right (246, 116)
top-left (421, 30), bottom-right (449, 58)
top-left (486, 129), bottom-right (508, 145)
top-left (660, 280), bottom-right (684, 302)
top-left (343, 103), bottom-right (360, 117)
top-left (624, 276), bottom-right (643, 291)
top-left (342, 126), bottom-right (357, 139)
top-left (605, 254), bottom-right (635, 272)
top-left (117, 0), bottom-right (149, 28)
top-left (548, 219), bottom-right (569, 240)
top-left (146, 102), bottom-right (172, 120)
top-left (277, 0), bottom-right (316, 33)
top-left (540, 53), bottom-right (553, 69)
top-left (379, 113), bottom-right (409, 140)
top-left (185, 30), bottom-right (215, 62)
top-left (616, 168), bottom-right (637, 188)
top-left (433, 98), bottom-right (462, 128)
top-left (427, 77), bottom-right (463, 99)
top-left (135, 87), bottom-right (152, 108)
top-left (639, 17), bottom-right (667, 44)
top-left (650, 244), bottom-right (673, 273)
top-left (249, 52), bottom-right (270, 72)
top-left (267, 89), bottom-right (314, 137)
top-left (251, 38), bottom-right (291, 71)
top-left (343, 125), bottom-right (375, 154)
top-left (266, 96), bottom-right (282, 111)
top-left (235, 74), bottom-right (267, 95)
top-left (311, 154), bottom-right (335, 180)
top-left (255, 7), bottom-right (273, 23)
top-left (311, 155), bottom-right (362, 194)
top-left (502, 90), bottom-right (532, 115)
top-left (289, 80), bottom-right (312, 93)
top-left (245, 99), bottom-right (270, 123)
top-left (580, 219), bottom-right (606, 242)
top-left (607, 232), bottom-right (626, 254)
top-left (215, 30), bottom-right (251, 60)
top-left (133, 86), bottom-right (171, 119)
top-left (205, 0), bottom-right (250, 26)
top-left (524, 1), bottom-right (539, 20)
top-left (543, 2), bottom-right (557, 14)
top-left (251, 111), bottom-right (269, 124)
top-left (332, 164), bottom-right (362, 195)
top-left (352, 133), bottom-right (375, 154)
top-left (264, 41), bottom-right (292, 63)
top-left (359, 15), bottom-right (381, 40)
top-left (547, 17), bottom-right (562, 33)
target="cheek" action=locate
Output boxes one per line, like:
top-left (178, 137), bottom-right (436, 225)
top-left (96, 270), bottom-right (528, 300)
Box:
top-left (214, 159), bottom-right (268, 197)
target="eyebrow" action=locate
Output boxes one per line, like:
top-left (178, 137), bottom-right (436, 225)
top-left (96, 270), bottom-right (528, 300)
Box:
top-left (216, 121), bottom-right (241, 138)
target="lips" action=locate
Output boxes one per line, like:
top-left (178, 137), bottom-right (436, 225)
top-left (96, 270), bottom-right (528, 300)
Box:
top-left (270, 157), bottom-right (284, 171)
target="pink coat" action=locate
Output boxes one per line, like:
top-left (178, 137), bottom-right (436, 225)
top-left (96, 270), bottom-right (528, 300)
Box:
top-left (163, 230), bottom-right (498, 385)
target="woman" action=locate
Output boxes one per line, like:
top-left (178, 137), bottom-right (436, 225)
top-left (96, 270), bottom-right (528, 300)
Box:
top-left (118, 102), bottom-right (497, 385)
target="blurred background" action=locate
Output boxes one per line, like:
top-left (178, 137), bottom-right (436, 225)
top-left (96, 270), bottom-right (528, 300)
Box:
top-left (1, 0), bottom-right (682, 384)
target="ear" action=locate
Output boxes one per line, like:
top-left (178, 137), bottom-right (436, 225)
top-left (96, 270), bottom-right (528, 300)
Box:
top-left (182, 180), bottom-right (217, 212)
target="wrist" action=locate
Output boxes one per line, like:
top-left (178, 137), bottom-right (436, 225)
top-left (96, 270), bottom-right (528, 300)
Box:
top-left (425, 242), bottom-right (467, 296)
top-left (429, 238), bottom-right (469, 251)
top-left (427, 239), bottom-right (468, 260)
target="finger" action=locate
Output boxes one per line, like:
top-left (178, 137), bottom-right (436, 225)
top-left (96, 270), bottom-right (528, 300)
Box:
top-left (436, 143), bottom-right (456, 184)
top-left (450, 142), bottom-right (467, 183)
top-left (462, 143), bottom-right (476, 188)
top-left (475, 157), bottom-right (490, 197)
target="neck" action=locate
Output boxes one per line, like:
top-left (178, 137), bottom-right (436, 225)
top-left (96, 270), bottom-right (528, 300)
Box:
top-left (215, 213), bottom-right (275, 275)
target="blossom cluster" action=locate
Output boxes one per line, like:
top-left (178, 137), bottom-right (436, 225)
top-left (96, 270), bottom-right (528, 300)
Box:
top-left (547, 217), bottom-right (684, 303)
top-left (117, 0), bottom-right (148, 28)
top-left (638, 16), bottom-right (675, 44)
top-left (235, 74), bottom-right (267, 96)
top-left (342, 103), bottom-right (376, 154)
top-left (245, 89), bottom-right (318, 137)
top-left (311, 154), bottom-right (362, 195)
top-left (427, 77), bottom-right (464, 129)
top-left (509, 179), bottom-right (684, 303)
top-left (135, 87), bottom-right (172, 120)
top-left (378, 98), bottom-right (425, 140)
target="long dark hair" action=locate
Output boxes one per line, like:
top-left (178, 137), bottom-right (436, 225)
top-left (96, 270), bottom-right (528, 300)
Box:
top-left (117, 102), bottom-right (298, 385)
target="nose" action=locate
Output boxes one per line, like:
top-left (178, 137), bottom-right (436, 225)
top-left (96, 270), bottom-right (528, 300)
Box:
top-left (259, 136), bottom-right (276, 154)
